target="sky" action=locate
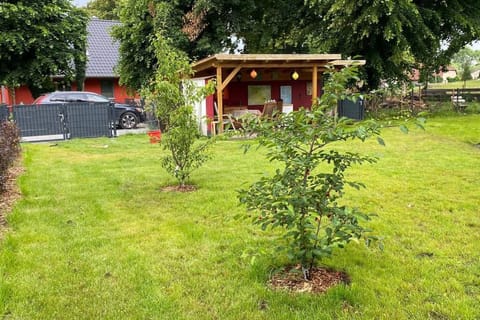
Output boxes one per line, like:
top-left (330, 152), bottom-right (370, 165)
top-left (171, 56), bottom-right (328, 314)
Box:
top-left (72, 0), bottom-right (89, 7)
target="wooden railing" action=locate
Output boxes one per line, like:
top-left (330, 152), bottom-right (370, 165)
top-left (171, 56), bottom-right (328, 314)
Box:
top-left (421, 88), bottom-right (480, 102)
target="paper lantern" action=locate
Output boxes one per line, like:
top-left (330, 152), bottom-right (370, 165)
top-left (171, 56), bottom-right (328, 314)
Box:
top-left (250, 69), bottom-right (258, 79)
top-left (291, 71), bottom-right (299, 80)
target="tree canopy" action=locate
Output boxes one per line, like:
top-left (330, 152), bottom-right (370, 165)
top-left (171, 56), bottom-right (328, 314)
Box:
top-left (0, 0), bottom-right (88, 95)
top-left (452, 46), bottom-right (480, 82)
top-left (112, 0), bottom-right (240, 92)
top-left (84, 0), bottom-right (119, 20)
top-left (305, 0), bottom-right (480, 88)
top-left (113, 0), bottom-right (480, 91)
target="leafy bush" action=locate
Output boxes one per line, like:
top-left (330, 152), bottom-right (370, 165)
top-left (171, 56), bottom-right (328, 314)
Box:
top-left (0, 120), bottom-right (21, 193)
top-left (161, 105), bottom-right (212, 187)
top-left (239, 66), bottom-right (383, 280)
top-left (447, 76), bottom-right (460, 83)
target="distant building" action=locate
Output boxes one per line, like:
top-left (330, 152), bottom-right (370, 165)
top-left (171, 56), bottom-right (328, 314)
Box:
top-left (408, 66), bottom-right (458, 84)
top-left (408, 69), bottom-right (421, 82)
top-left (435, 66), bottom-right (457, 83)
top-left (471, 69), bottom-right (480, 80)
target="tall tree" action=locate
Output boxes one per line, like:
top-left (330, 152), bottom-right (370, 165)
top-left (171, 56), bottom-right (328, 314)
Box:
top-left (113, 0), bottom-right (229, 92)
top-left (304, 0), bottom-right (480, 88)
top-left (0, 0), bottom-right (88, 96)
top-left (221, 0), bottom-right (318, 53)
top-left (113, 0), bottom-right (480, 91)
top-left (452, 46), bottom-right (480, 85)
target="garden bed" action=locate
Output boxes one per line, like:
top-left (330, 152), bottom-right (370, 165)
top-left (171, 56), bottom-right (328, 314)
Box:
top-left (0, 163), bottom-right (23, 230)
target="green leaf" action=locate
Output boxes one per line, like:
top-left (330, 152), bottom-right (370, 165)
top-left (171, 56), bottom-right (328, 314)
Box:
top-left (376, 137), bottom-right (386, 146)
top-left (379, 241), bottom-right (385, 251)
top-left (400, 125), bottom-right (409, 134)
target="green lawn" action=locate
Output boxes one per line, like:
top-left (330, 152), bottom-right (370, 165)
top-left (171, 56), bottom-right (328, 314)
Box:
top-left (428, 79), bottom-right (480, 89)
top-left (1, 115), bottom-right (480, 319)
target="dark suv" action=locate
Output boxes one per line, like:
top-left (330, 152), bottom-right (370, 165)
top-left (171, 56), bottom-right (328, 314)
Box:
top-left (34, 91), bottom-right (145, 129)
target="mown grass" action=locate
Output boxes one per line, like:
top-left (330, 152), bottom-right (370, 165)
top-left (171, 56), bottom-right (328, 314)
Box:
top-left (428, 79), bottom-right (480, 89)
top-left (1, 115), bottom-right (479, 319)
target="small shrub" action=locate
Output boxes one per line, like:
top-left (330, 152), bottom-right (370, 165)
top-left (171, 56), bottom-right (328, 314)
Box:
top-left (161, 105), bottom-right (212, 187)
top-left (447, 76), bottom-right (460, 83)
top-left (0, 121), bottom-right (21, 193)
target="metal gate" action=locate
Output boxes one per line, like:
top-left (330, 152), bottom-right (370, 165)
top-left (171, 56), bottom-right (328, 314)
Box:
top-left (338, 98), bottom-right (365, 120)
top-left (0, 104), bottom-right (8, 122)
top-left (63, 102), bottom-right (115, 139)
top-left (13, 104), bottom-right (66, 139)
top-left (10, 103), bottom-right (116, 141)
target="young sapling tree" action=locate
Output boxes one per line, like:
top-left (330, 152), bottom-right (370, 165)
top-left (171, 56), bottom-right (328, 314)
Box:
top-left (142, 34), bottom-right (215, 188)
top-left (239, 65), bottom-right (383, 280)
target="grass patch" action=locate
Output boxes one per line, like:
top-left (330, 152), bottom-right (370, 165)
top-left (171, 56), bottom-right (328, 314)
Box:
top-left (428, 79), bottom-right (480, 89)
top-left (1, 116), bottom-right (480, 319)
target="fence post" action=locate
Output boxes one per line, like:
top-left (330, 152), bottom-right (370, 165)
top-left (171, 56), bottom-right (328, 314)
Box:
top-left (110, 102), bottom-right (117, 137)
top-left (60, 104), bottom-right (69, 140)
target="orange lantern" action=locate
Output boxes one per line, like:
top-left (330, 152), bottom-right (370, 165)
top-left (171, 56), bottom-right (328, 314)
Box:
top-left (250, 69), bottom-right (258, 79)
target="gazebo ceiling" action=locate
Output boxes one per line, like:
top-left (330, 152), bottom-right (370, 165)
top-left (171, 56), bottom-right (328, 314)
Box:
top-left (192, 54), bottom-right (364, 78)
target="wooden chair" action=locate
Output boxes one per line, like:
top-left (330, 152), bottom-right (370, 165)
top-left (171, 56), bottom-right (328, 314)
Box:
top-left (274, 100), bottom-right (283, 116)
top-left (210, 102), bottom-right (238, 135)
top-left (261, 101), bottom-right (278, 119)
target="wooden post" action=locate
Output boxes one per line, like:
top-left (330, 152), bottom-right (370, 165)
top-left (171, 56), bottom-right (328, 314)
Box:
top-left (216, 66), bottom-right (224, 133)
top-left (312, 65), bottom-right (318, 104)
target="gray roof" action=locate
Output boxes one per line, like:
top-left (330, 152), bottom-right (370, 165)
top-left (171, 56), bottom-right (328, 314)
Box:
top-left (86, 18), bottom-right (121, 78)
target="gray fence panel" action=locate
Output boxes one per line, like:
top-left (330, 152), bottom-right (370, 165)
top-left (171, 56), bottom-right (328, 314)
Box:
top-left (0, 104), bottom-right (9, 122)
top-left (65, 102), bottom-right (115, 139)
top-left (13, 104), bottom-right (65, 137)
top-left (338, 99), bottom-right (364, 120)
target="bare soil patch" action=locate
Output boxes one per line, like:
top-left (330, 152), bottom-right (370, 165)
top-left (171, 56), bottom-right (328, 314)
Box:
top-left (161, 185), bottom-right (197, 193)
top-left (269, 265), bottom-right (350, 294)
top-left (0, 163), bottom-right (23, 229)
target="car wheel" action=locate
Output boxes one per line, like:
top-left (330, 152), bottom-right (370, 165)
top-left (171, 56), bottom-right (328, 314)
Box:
top-left (119, 112), bottom-right (138, 129)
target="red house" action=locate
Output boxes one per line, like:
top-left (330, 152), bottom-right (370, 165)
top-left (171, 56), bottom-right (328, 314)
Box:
top-left (1, 18), bottom-right (136, 105)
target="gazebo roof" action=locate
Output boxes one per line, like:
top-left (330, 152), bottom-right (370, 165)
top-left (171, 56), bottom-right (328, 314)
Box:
top-left (192, 53), bottom-right (364, 77)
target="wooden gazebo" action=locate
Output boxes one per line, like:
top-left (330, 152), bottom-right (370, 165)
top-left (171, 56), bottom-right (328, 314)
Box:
top-left (192, 54), bottom-right (364, 133)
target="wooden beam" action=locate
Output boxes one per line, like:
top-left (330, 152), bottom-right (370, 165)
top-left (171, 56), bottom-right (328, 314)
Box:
top-left (216, 66), bottom-right (224, 134)
top-left (220, 65), bottom-right (242, 91)
top-left (312, 65), bottom-right (318, 104)
top-left (214, 63), bottom-right (330, 69)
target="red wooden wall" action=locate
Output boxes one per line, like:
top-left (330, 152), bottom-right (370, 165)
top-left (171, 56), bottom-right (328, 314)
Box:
top-left (223, 80), bottom-right (321, 111)
top-left (4, 78), bottom-right (136, 105)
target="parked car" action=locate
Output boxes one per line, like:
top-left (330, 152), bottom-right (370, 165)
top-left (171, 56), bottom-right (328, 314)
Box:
top-left (33, 91), bottom-right (146, 129)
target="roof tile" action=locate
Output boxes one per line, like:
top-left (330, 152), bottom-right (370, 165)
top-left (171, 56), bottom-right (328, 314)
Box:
top-left (86, 18), bottom-right (121, 78)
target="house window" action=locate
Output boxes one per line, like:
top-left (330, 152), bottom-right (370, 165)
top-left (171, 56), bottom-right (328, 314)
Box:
top-left (100, 79), bottom-right (114, 98)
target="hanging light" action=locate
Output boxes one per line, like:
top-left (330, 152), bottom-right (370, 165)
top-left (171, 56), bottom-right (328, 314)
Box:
top-left (250, 69), bottom-right (258, 79)
top-left (291, 71), bottom-right (299, 80)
